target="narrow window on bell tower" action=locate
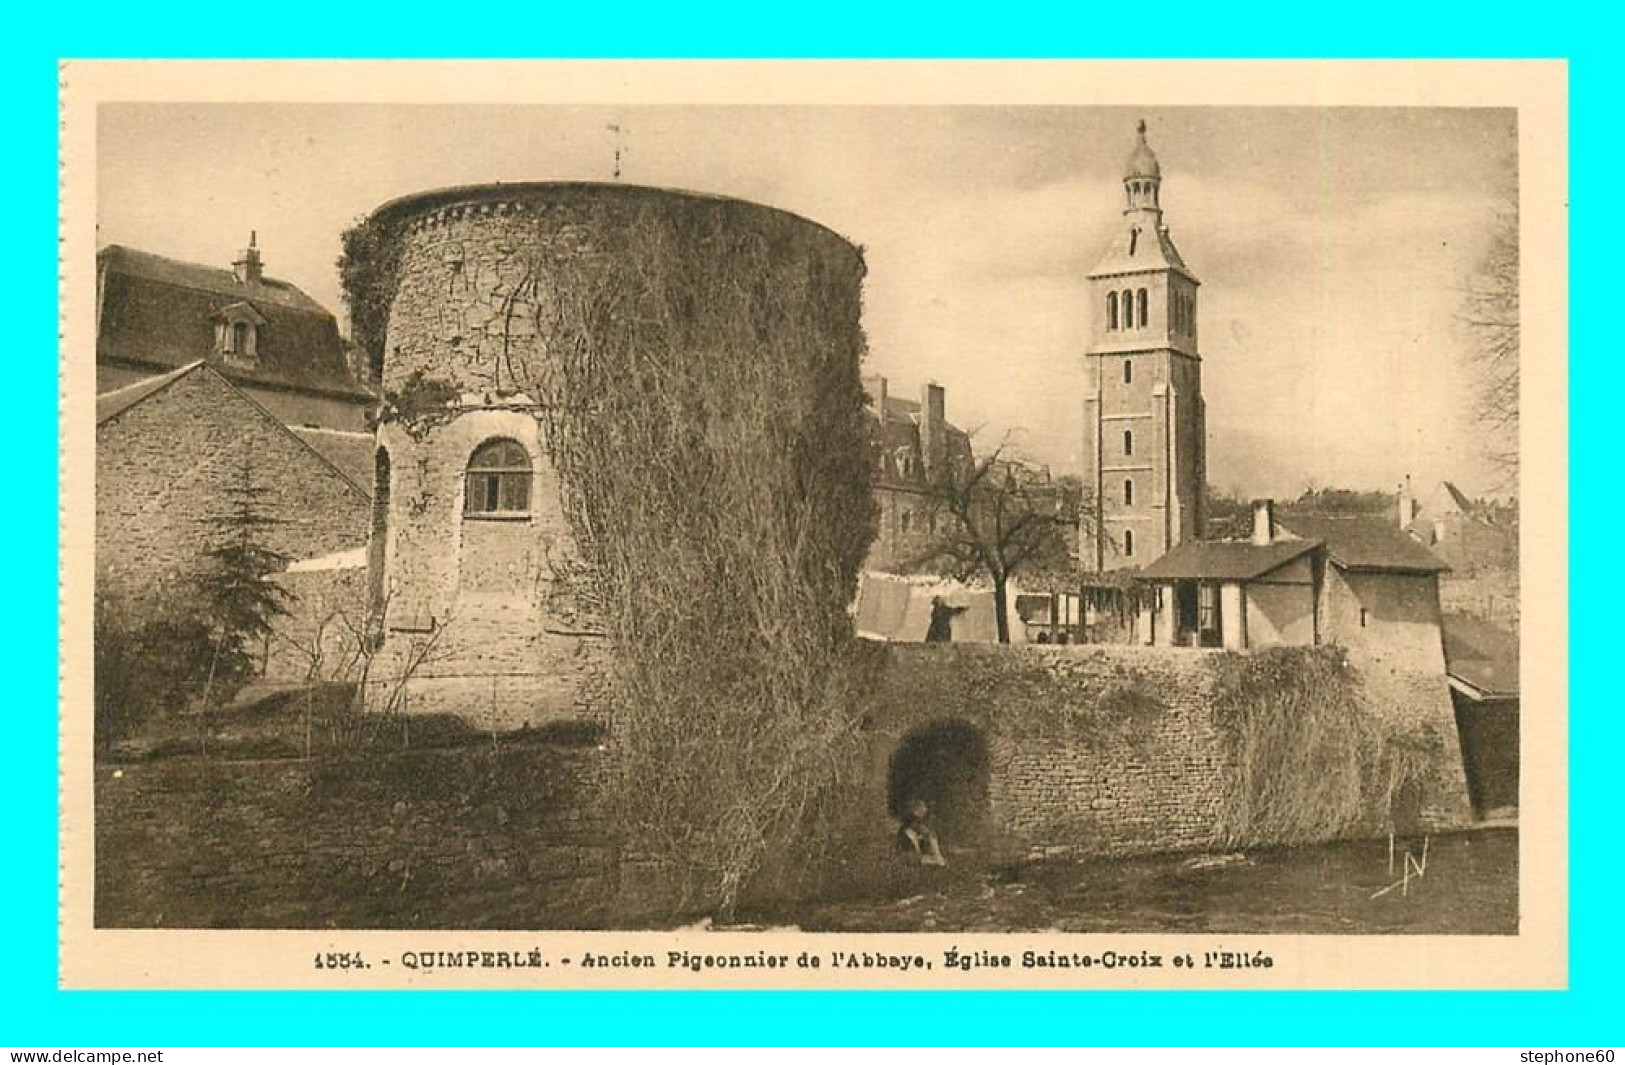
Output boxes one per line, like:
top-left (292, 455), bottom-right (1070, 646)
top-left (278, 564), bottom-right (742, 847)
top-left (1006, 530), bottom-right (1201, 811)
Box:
top-left (1124, 478), bottom-right (1134, 506)
top-left (1123, 429), bottom-right (1134, 456)
top-left (1107, 291), bottom-right (1118, 330)
top-left (1137, 288), bottom-right (1149, 329)
top-left (1123, 359), bottom-right (1133, 384)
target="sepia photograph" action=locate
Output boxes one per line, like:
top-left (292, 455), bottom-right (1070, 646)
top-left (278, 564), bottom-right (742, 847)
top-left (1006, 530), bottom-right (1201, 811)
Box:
top-left (57, 60), bottom-right (1566, 990)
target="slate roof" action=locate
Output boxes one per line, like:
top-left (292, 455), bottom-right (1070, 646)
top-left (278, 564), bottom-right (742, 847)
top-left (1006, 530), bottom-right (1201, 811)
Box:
top-left (96, 244), bottom-right (370, 400)
top-left (291, 427), bottom-right (376, 497)
top-left (1277, 515), bottom-right (1450, 574)
top-left (871, 391), bottom-right (974, 488)
top-left (1088, 223), bottom-right (1196, 281)
top-left (1441, 613), bottom-right (1519, 698)
top-left (1136, 537), bottom-right (1320, 582)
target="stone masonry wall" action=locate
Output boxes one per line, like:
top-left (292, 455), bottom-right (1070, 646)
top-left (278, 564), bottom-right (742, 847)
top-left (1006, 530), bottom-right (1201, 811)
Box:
top-left (365, 185), bottom-right (864, 730)
top-left (848, 643), bottom-right (1231, 861)
top-left (95, 746), bottom-right (614, 929)
top-left (97, 366), bottom-right (370, 620)
top-left (94, 640), bottom-right (1472, 925)
top-left (367, 407), bottom-right (612, 729)
top-left (841, 641), bottom-right (1471, 868)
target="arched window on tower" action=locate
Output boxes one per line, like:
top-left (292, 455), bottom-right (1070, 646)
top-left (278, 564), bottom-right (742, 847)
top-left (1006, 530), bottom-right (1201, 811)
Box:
top-left (1129, 227), bottom-right (1140, 256)
top-left (1124, 478), bottom-right (1134, 506)
top-left (465, 438), bottom-right (532, 518)
top-left (1123, 358), bottom-right (1133, 384)
top-left (1107, 290), bottom-right (1118, 330)
top-left (1123, 429), bottom-right (1134, 456)
top-left (1124, 529), bottom-right (1136, 557)
top-left (1137, 288), bottom-right (1149, 328)
top-left (1122, 289), bottom-right (1134, 328)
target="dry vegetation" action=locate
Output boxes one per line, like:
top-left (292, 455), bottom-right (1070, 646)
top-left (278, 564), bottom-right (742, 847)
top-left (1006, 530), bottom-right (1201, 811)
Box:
top-left (348, 198), bottom-right (886, 915)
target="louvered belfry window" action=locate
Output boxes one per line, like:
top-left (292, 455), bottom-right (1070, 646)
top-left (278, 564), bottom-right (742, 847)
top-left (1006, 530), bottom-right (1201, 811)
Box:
top-left (465, 439), bottom-right (532, 517)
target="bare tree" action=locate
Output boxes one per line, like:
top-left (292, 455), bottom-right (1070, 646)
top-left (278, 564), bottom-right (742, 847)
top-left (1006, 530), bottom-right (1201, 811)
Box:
top-left (1461, 202), bottom-right (1519, 488)
top-left (912, 441), bottom-right (1082, 643)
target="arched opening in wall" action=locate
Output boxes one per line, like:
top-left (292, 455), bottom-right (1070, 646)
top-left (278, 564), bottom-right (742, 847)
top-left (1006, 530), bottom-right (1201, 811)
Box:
top-left (367, 446), bottom-right (392, 637)
top-left (1106, 290), bottom-right (1118, 330)
top-left (887, 721), bottom-right (992, 850)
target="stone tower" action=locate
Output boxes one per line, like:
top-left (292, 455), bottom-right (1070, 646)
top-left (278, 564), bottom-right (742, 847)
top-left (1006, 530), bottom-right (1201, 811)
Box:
top-left (360, 183), bottom-right (866, 727)
top-left (1080, 121), bottom-right (1206, 571)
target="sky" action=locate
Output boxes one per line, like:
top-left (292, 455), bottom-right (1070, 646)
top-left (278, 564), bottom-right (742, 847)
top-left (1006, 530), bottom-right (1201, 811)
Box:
top-left (98, 104), bottom-right (1518, 499)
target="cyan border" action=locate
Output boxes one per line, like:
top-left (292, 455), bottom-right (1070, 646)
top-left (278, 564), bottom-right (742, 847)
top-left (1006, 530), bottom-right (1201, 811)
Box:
top-left (13, 4), bottom-right (1600, 1045)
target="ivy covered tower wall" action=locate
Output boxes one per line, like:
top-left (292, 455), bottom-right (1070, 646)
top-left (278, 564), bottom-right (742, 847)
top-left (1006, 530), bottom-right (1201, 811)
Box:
top-left (357, 184), bottom-right (871, 727)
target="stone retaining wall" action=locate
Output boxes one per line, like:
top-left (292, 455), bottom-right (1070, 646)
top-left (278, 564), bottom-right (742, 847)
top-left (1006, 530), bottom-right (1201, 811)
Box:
top-left (95, 746), bottom-right (613, 929)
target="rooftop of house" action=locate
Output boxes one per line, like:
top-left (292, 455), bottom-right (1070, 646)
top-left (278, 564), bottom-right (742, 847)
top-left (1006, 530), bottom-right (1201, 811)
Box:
top-left (1429, 480), bottom-right (1478, 515)
top-left (97, 243), bottom-right (372, 401)
top-left (96, 362), bottom-right (197, 425)
top-left (866, 379), bottom-right (974, 486)
top-left (1137, 537), bottom-right (1321, 583)
top-left (1276, 514), bottom-right (1450, 574)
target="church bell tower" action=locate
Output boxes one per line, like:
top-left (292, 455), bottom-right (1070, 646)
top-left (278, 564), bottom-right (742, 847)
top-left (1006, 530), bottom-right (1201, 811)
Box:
top-left (1081, 121), bottom-right (1207, 571)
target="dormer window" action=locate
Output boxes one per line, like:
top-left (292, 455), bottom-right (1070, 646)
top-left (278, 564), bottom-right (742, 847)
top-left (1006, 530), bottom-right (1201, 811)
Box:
top-left (212, 302), bottom-right (267, 367)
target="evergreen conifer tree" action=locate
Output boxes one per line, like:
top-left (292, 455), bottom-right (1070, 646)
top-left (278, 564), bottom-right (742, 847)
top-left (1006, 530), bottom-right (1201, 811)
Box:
top-left (193, 457), bottom-right (296, 719)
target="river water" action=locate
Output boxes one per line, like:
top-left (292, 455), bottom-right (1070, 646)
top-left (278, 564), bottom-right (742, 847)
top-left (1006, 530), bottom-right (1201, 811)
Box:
top-left (757, 828), bottom-right (1517, 935)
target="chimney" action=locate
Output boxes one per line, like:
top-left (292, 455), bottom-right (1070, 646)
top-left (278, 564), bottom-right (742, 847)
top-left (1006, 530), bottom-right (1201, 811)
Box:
top-left (233, 230), bottom-right (263, 286)
top-left (1398, 474), bottom-right (1416, 529)
top-left (920, 382), bottom-right (947, 480)
top-left (1251, 498), bottom-right (1274, 546)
